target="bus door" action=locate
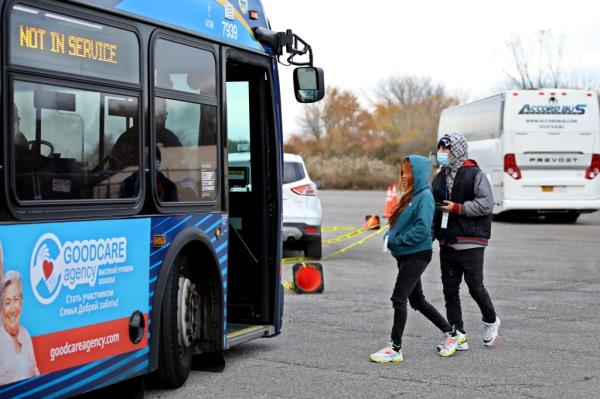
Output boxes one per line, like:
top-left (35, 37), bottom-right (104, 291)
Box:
top-left (224, 50), bottom-right (280, 334)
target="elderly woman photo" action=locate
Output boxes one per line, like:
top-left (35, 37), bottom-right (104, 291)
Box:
top-left (0, 270), bottom-right (40, 385)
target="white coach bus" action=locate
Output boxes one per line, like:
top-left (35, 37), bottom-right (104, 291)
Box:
top-left (438, 89), bottom-right (600, 222)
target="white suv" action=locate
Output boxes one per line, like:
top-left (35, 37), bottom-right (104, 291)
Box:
top-left (283, 153), bottom-right (322, 259)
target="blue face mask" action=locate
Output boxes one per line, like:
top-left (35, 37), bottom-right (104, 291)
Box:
top-left (437, 152), bottom-right (449, 167)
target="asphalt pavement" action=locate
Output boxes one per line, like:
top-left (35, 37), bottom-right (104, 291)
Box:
top-left (147, 190), bottom-right (600, 399)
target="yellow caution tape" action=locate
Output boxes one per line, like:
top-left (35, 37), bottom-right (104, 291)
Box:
top-left (322, 227), bottom-right (369, 245)
top-left (282, 256), bottom-right (318, 264)
top-left (281, 225), bottom-right (389, 266)
top-left (322, 225), bottom-right (389, 260)
top-left (322, 226), bottom-right (357, 232)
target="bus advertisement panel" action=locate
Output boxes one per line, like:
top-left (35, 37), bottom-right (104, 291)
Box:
top-left (0, 219), bottom-right (150, 386)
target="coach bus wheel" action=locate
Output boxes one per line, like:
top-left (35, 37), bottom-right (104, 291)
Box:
top-left (546, 212), bottom-right (579, 224)
top-left (158, 254), bottom-right (198, 388)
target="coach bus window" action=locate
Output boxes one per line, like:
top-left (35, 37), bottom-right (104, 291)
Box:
top-left (12, 81), bottom-right (140, 201)
top-left (154, 40), bottom-right (215, 95)
top-left (154, 98), bottom-right (218, 202)
top-left (10, 5), bottom-right (139, 84)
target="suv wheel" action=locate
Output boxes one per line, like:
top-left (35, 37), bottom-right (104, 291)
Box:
top-left (304, 237), bottom-right (322, 260)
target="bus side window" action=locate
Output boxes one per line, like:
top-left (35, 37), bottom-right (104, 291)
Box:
top-left (12, 81), bottom-right (140, 201)
top-left (152, 39), bottom-right (218, 203)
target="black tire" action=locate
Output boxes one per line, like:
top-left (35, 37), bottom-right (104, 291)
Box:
top-left (547, 212), bottom-right (579, 224)
top-left (157, 254), bottom-right (193, 388)
top-left (304, 237), bottom-right (322, 259)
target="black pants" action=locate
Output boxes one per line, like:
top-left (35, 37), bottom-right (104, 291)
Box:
top-left (390, 250), bottom-right (452, 349)
top-left (440, 246), bottom-right (497, 333)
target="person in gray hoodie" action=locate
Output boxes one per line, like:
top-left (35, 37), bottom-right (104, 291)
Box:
top-left (369, 156), bottom-right (465, 363)
top-left (432, 132), bottom-right (500, 349)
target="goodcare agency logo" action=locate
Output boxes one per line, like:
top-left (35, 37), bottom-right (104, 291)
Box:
top-left (30, 233), bottom-right (128, 305)
top-left (30, 233), bottom-right (63, 305)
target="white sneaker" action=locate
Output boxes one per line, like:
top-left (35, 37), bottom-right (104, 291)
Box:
top-left (437, 340), bottom-right (469, 352)
top-left (437, 330), bottom-right (467, 357)
top-left (436, 332), bottom-right (469, 353)
top-left (483, 317), bottom-right (500, 347)
top-left (369, 345), bottom-right (404, 363)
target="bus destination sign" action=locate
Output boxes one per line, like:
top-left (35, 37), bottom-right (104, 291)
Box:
top-left (11, 5), bottom-right (139, 84)
top-left (19, 25), bottom-right (119, 65)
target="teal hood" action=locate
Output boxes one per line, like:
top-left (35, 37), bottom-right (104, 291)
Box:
top-left (386, 155), bottom-right (435, 258)
top-left (407, 155), bottom-right (432, 195)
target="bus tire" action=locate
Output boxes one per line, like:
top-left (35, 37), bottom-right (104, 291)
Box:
top-left (547, 212), bottom-right (579, 224)
top-left (157, 253), bottom-right (196, 388)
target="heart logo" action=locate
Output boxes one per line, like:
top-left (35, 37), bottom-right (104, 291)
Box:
top-left (43, 260), bottom-right (54, 280)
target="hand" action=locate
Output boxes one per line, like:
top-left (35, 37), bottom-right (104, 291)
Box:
top-left (437, 200), bottom-right (455, 212)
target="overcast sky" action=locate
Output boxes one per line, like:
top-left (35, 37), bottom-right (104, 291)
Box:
top-left (260, 0), bottom-right (600, 139)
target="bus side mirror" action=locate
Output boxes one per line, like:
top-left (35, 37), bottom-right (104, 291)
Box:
top-left (293, 67), bottom-right (325, 103)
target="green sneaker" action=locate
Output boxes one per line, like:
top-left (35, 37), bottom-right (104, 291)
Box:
top-left (369, 345), bottom-right (404, 363)
top-left (438, 331), bottom-right (467, 357)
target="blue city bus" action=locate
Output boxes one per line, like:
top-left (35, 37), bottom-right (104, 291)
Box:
top-left (0, 0), bottom-right (324, 397)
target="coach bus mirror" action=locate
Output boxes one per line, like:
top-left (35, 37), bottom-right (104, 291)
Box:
top-left (293, 67), bottom-right (325, 103)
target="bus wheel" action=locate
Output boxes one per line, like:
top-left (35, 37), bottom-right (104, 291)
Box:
top-left (547, 212), bottom-right (579, 224)
top-left (158, 254), bottom-right (199, 388)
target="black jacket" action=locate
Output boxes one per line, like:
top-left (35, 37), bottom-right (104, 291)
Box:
top-left (431, 161), bottom-right (493, 245)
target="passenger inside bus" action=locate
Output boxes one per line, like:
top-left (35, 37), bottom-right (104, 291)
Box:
top-left (13, 105), bottom-right (28, 150)
top-left (110, 98), bottom-right (182, 170)
top-left (119, 147), bottom-right (179, 202)
top-left (13, 104), bottom-right (36, 200)
top-left (113, 98), bottom-right (180, 201)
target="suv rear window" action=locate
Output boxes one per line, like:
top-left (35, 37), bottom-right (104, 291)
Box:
top-left (283, 161), bottom-right (305, 184)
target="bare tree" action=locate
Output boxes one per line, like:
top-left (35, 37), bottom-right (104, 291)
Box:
top-left (503, 30), bottom-right (597, 90)
top-left (297, 103), bottom-right (323, 141)
top-left (374, 75), bottom-right (447, 106)
top-left (370, 75), bottom-right (460, 163)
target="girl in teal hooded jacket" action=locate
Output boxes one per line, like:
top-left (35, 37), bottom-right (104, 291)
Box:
top-left (369, 156), bottom-right (465, 363)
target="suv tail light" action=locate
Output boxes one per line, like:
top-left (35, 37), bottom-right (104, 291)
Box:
top-left (504, 154), bottom-right (522, 179)
top-left (291, 183), bottom-right (317, 196)
top-left (586, 154), bottom-right (600, 179)
top-left (304, 226), bottom-right (318, 234)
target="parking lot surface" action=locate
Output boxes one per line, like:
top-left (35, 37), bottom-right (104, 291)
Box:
top-left (148, 190), bottom-right (600, 399)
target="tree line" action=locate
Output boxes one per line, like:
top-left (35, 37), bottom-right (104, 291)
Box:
top-left (284, 30), bottom-right (598, 189)
top-left (285, 76), bottom-right (461, 165)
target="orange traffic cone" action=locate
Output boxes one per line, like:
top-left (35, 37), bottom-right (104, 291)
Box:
top-left (383, 186), bottom-right (394, 218)
top-left (293, 263), bottom-right (324, 294)
top-left (363, 214), bottom-right (381, 230)
top-left (391, 184), bottom-right (398, 208)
